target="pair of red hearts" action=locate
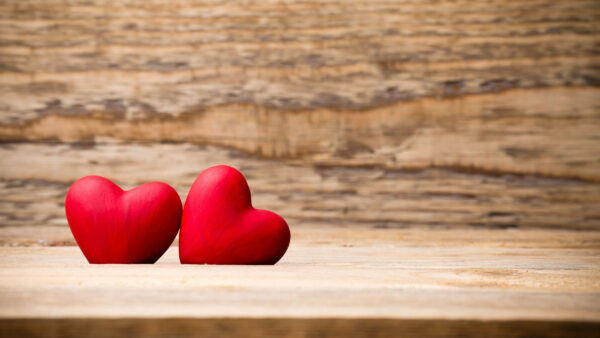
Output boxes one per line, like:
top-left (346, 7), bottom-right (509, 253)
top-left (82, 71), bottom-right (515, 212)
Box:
top-left (65, 165), bottom-right (290, 264)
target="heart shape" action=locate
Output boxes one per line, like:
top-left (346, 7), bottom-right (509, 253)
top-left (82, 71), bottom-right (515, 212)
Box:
top-left (179, 165), bottom-right (290, 264)
top-left (65, 176), bottom-right (182, 264)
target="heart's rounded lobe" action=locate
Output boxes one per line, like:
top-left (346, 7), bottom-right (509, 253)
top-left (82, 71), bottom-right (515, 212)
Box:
top-left (65, 176), bottom-right (182, 264)
top-left (179, 165), bottom-right (290, 265)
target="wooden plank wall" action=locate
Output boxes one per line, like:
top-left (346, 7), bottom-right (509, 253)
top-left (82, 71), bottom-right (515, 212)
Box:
top-left (0, 0), bottom-right (599, 230)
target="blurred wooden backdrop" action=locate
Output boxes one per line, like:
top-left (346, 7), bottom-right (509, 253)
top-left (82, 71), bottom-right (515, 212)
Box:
top-left (1, 0), bottom-right (599, 232)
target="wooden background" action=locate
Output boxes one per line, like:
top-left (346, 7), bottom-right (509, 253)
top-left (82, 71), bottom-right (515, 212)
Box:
top-left (0, 0), bottom-right (599, 336)
top-left (1, 0), bottom-right (599, 230)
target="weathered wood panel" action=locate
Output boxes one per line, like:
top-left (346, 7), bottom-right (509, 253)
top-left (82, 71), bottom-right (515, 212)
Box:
top-left (1, 142), bottom-right (599, 230)
top-left (0, 0), bottom-right (599, 231)
top-left (1, 3), bottom-right (599, 335)
top-left (2, 88), bottom-right (600, 182)
top-left (1, 1), bottom-right (599, 179)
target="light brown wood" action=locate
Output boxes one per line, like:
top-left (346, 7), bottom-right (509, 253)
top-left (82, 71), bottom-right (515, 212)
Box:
top-left (2, 87), bottom-right (600, 182)
top-left (1, 0), bottom-right (599, 184)
top-left (1, 226), bottom-right (599, 321)
top-left (1, 142), bottom-right (599, 230)
top-left (1, 1), bottom-right (599, 335)
top-left (1, 0), bottom-right (599, 233)
top-left (2, 226), bottom-right (599, 337)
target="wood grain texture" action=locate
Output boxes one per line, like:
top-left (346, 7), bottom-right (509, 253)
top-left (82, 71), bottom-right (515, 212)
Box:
top-left (2, 87), bottom-right (600, 182)
top-left (1, 319), bottom-right (599, 338)
top-left (1, 225), bottom-right (599, 336)
top-left (1, 226), bottom-right (599, 321)
top-left (0, 0), bottom-right (599, 188)
top-left (1, 2), bottom-right (599, 335)
top-left (1, 142), bottom-right (600, 230)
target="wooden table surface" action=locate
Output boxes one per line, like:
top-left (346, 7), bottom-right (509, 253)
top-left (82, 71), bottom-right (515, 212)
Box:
top-left (1, 225), bottom-right (599, 337)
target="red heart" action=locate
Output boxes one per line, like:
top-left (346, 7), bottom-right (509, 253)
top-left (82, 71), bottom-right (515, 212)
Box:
top-left (179, 165), bottom-right (290, 265)
top-left (65, 176), bottom-right (182, 264)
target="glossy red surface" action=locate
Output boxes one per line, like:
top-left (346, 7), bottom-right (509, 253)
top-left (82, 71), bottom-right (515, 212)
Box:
top-left (180, 165), bottom-right (290, 265)
top-left (65, 176), bottom-right (182, 264)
